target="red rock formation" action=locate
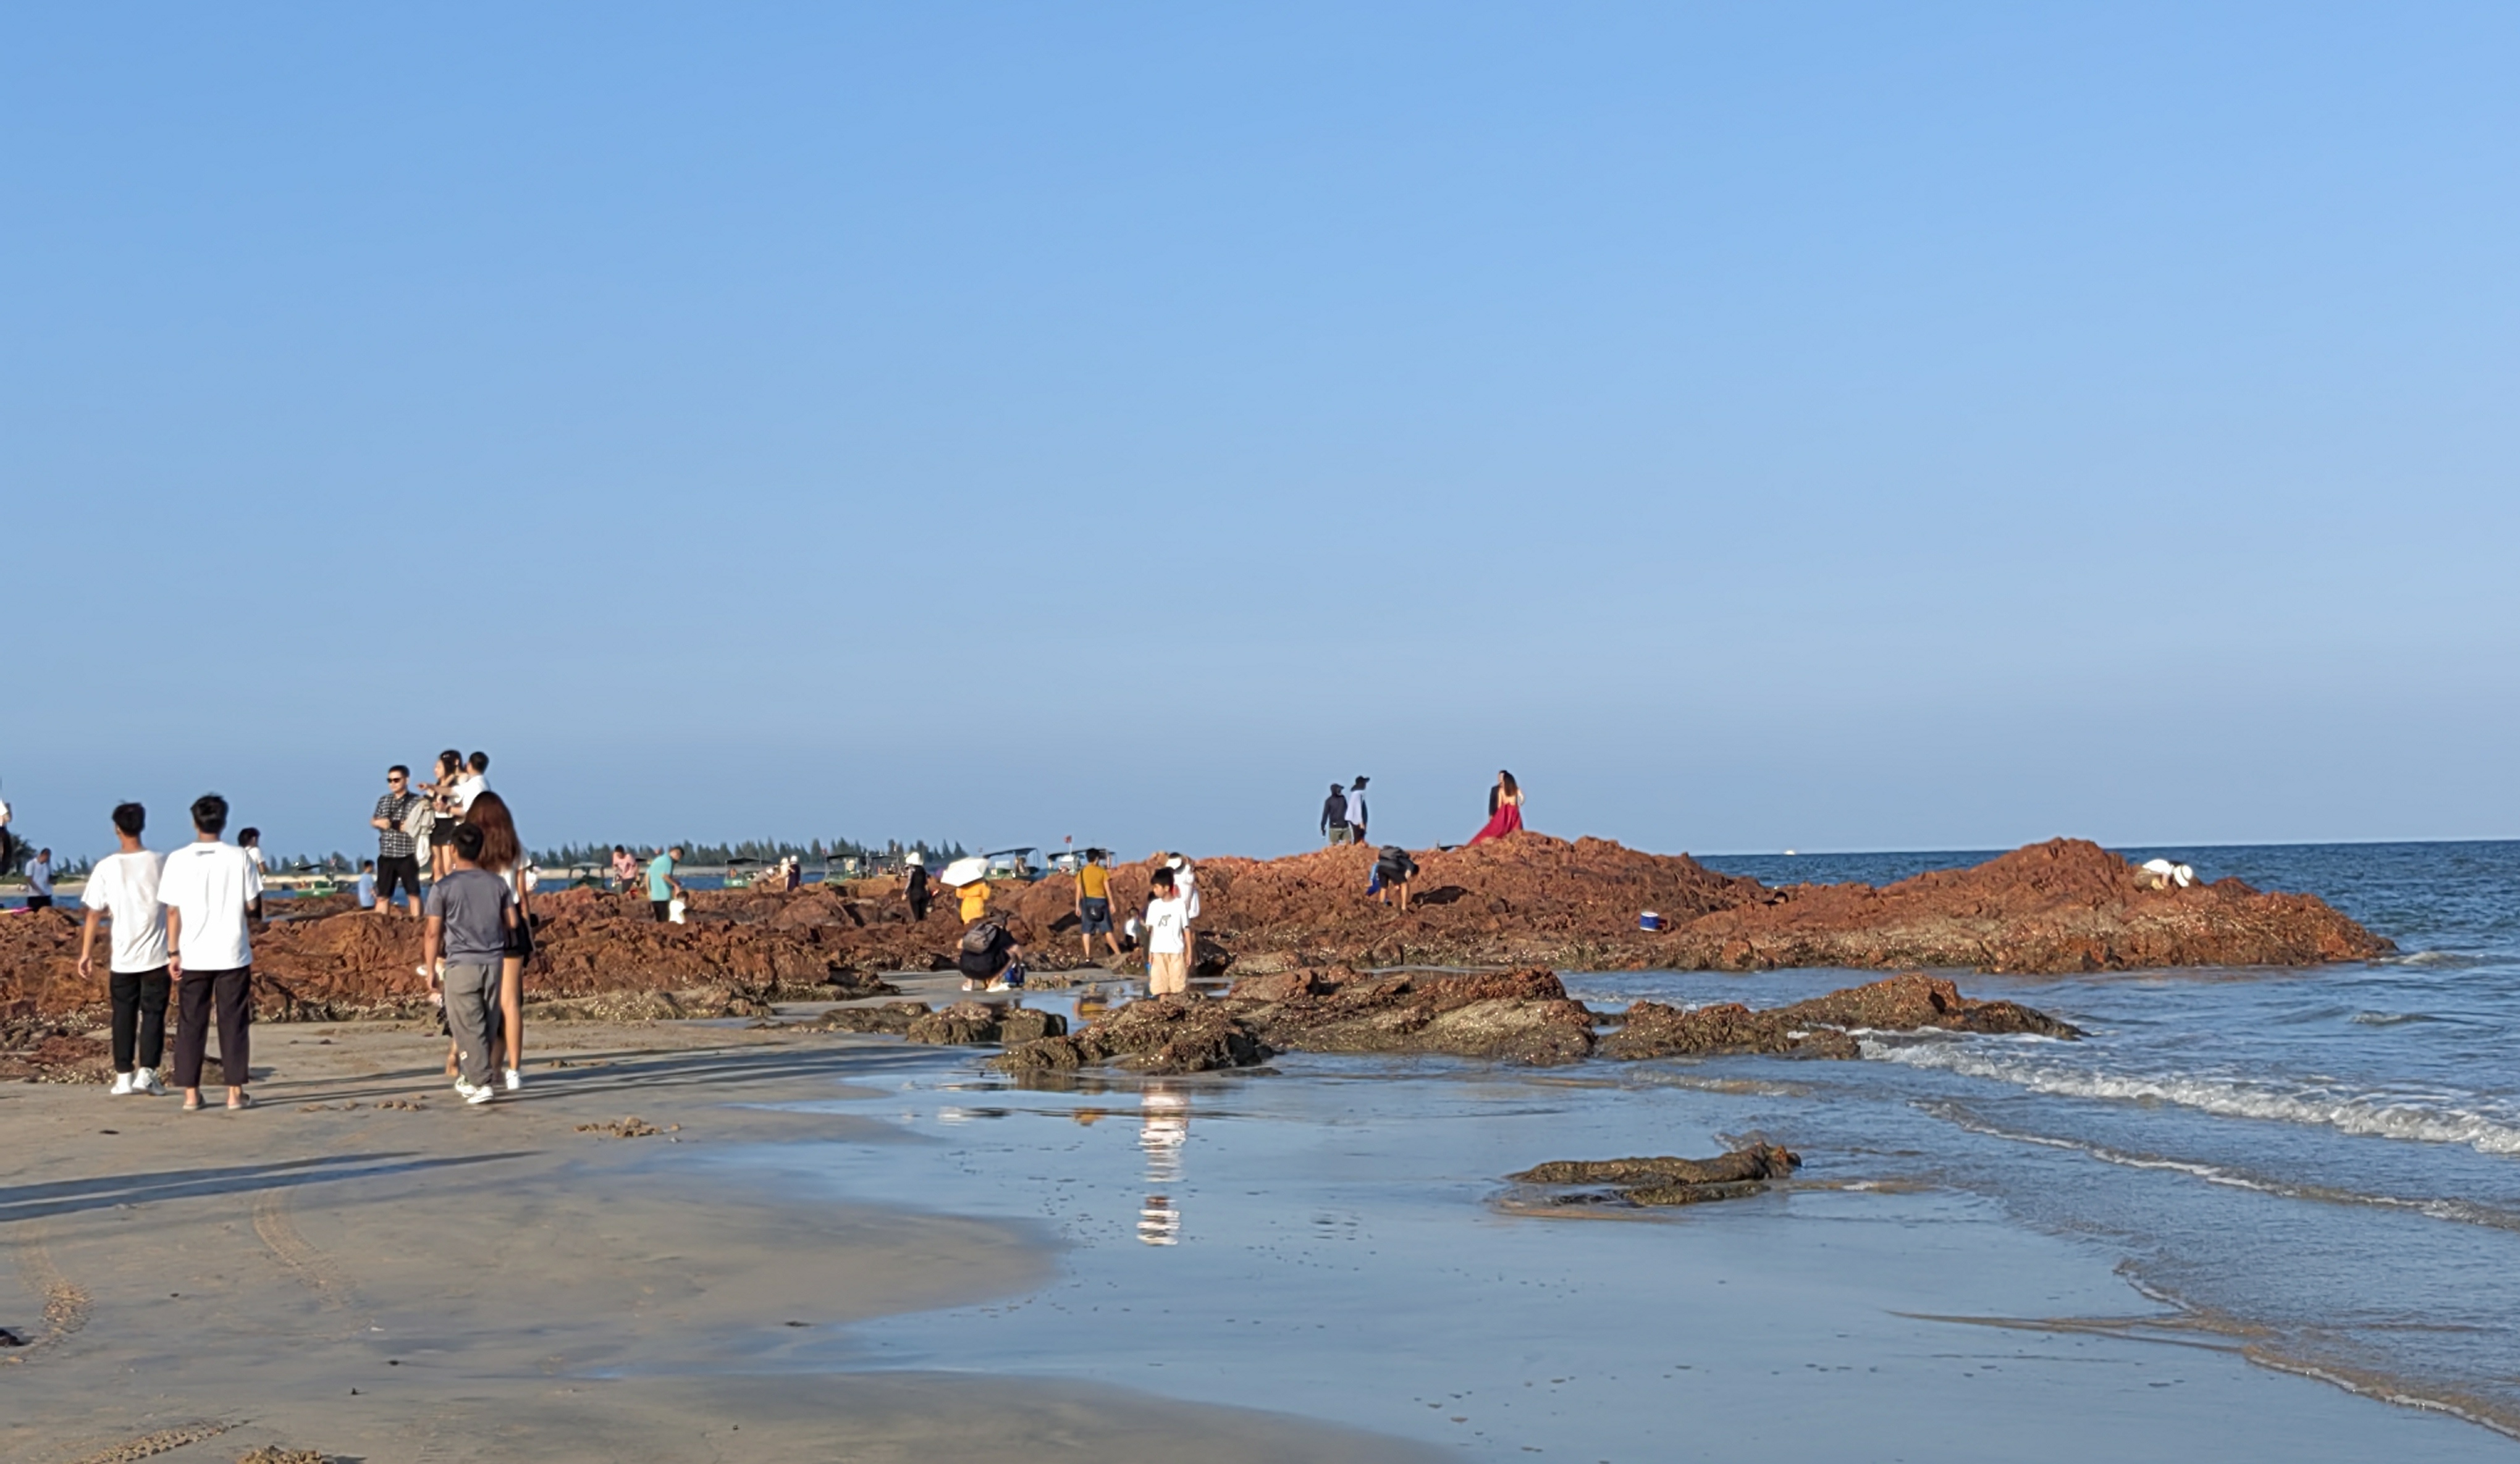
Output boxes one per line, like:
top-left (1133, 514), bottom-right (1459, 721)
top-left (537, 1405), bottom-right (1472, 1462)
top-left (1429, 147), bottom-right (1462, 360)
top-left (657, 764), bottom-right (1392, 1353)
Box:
top-left (0, 836), bottom-right (2390, 1029)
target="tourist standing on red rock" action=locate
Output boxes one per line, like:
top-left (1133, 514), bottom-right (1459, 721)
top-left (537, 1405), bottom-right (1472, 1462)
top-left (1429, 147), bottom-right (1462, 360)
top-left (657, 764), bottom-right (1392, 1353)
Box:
top-left (1345, 778), bottom-right (1370, 844)
top-left (159, 793), bottom-right (263, 1112)
top-left (369, 765), bottom-right (425, 917)
top-left (1469, 770), bottom-right (1525, 846)
top-left (1144, 866), bottom-right (1191, 996)
top-left (646, 846), bottom-right (683, 922)
top-left (610, 845), bottom-right (638, 893)
top-left (1075, 849), bottom-right (1122, 961)
top-left (424, 821), bottom-right (515, 1106)
top-left (903, 850), bottom-right (932, 922)
top-left (421, 750), bottom-right (463, 880)
top-left (24, 847), bottom-right (54, 909)
top-left (468, 791), bottom-right (533, 1093)
top-left (1320, 783), bottom-right (1352, 845)
top-left (77, 802), bottom-right (169, 1098)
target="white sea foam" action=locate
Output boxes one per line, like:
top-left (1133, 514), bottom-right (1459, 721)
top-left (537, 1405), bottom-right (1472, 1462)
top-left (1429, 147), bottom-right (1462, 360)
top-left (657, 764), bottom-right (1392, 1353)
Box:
top-left (1918, 1101), bottom-right (2520, 1232)
top-left (1867, 1039), bottom-right (2520, 1156)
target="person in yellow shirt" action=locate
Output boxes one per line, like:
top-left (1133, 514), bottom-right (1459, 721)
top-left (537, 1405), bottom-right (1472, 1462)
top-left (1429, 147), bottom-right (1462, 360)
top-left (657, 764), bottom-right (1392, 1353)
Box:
top-left (1074, 848), bottom-right (1122, 961)
top-left (956, 875), bottom-right (990, 923)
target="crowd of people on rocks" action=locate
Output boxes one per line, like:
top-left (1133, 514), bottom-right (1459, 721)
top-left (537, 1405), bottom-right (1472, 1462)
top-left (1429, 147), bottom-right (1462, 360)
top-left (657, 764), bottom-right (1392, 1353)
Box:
top-left (18, 760), bottom-right (1532, 1113)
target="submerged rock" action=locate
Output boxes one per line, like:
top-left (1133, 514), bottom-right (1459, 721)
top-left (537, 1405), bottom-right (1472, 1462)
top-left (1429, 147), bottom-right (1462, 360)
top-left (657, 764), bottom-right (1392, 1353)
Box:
top-left (1509, 1143), bottom-right (1802, 1206)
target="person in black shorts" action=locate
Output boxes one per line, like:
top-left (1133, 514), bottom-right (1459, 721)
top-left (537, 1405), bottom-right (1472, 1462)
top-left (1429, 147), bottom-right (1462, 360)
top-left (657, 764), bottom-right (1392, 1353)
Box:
top-left (368, 765), bottom-right (425, 916)
top-left (421, 749), bottom-right (463, 881)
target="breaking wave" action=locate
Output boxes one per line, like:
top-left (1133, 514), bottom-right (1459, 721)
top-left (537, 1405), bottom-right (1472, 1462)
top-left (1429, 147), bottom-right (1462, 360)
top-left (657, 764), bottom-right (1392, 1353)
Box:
top-left (1918, 1101), bottom-right (2520, 1232)
top-left (1864, 1039), bottom-right (2520, 1156)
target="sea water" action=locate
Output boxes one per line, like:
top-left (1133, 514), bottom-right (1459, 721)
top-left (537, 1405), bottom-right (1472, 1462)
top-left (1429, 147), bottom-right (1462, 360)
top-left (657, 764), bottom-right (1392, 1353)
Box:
top-left (706, 841), bottom-right (2519, 1459)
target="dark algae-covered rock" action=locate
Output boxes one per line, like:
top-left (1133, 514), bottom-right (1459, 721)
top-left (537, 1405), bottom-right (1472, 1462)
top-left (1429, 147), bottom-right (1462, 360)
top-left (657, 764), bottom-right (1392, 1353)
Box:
top-left (1225, 966), bottom-right (1596, 1066)
top-left (1510, 1144), bottom-right (1803, 1207)
top-left (905, 1001), bottom-right (1069, 1047)
top-left (1599, 973), bottom-right (2081, 1062)
top-left (996, 995), bottom-right (1273, 1075)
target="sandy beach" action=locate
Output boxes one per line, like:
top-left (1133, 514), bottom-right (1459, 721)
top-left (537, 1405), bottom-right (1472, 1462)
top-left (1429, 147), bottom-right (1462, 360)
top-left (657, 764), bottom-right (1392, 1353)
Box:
top-left (6, 956), bottom-right (2513, 1463)
top-left (0, 986), bottom-right (1440, 1464)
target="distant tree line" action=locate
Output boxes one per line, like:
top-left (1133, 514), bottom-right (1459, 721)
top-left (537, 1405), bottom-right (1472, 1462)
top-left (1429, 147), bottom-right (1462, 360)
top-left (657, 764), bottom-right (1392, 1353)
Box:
top-left (527, 836), bottom-right (969, 869)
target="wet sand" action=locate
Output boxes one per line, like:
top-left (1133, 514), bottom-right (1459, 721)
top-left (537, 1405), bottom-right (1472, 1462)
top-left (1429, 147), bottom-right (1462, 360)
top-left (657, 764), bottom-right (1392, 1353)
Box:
top-left (0, 999), bottom-right (1438, 1464)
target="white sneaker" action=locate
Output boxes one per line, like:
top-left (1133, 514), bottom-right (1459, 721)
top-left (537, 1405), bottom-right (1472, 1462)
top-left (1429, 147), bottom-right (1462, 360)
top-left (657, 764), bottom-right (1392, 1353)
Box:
top-left (986, 979), bottom-right (1009, 993)
top-left (465, 1083), bottom-right (496, 1106)
top-left (109, 1072), bottom-right (135, 1096)
top-left (135, 1068), bottom-right (164, 1096)
top-left (453, 1079), bottom-right (482, 1100)
top-left (503, 1068), bottom-right (523, 1092)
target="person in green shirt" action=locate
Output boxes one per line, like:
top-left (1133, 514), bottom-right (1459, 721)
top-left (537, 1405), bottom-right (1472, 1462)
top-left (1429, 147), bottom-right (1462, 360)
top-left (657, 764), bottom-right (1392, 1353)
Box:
top-left (646, 846), bottom-right (683, 922)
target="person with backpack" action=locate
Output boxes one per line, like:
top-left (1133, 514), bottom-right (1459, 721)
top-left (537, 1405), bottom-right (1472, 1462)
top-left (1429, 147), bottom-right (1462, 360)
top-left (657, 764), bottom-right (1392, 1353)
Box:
top-left (1320, 782), bottom-right (1352, 845)
top-left (958, 914), bottom-right (1024, 993)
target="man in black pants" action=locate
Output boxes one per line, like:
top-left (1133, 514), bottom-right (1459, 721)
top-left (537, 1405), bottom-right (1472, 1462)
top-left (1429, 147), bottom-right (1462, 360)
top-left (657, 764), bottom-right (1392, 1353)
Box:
top-left (158, 793), bottom-right (264, 1112)
top-left (368, 764), bottom-right (425, 917)
top-left (77, 802), bottom-right (170, 1097)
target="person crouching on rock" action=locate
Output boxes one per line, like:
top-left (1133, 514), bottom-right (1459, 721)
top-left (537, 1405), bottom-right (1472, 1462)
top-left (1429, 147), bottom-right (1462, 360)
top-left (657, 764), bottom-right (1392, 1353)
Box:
top-left (1143, 867), bottom-right (1192, 998)
top-left (424, 821), bottom-right (516, 1106)
top-left (1371, 845), bottom-right (1418, 912)
top-left (958, 915), bottom-right (1023, 993)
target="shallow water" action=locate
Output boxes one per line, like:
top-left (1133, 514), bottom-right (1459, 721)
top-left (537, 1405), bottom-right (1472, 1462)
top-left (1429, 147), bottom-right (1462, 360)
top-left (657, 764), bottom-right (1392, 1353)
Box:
top-left (743, 841), bottom-right (2520, 1454)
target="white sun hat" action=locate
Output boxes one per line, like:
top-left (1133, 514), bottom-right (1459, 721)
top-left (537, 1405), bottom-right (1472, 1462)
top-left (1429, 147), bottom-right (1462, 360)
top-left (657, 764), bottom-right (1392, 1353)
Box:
top-left (940, 856), bottom-right (990, 888)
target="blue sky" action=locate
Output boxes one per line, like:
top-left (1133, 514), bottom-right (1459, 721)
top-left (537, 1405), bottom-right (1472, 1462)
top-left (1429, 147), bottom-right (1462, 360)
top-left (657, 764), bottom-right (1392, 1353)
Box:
top-left (6, 3), bottom-right (2515, 864)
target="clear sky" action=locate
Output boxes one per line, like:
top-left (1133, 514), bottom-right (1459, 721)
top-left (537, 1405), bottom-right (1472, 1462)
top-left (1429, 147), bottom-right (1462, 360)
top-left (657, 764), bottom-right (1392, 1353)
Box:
top-left (6, 3), bottom-right (2515, 865)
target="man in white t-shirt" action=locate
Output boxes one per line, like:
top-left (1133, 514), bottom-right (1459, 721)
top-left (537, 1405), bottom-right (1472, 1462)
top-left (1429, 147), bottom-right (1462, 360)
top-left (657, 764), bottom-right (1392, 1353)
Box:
top-left (26, 848), bottom-right (56, 910)
top-left (77, 802), bottom-right (170, 1096)
top-left (158, 793), bottom-right (264, 1112)
top-left (453, 750), bottom-right (492, 814)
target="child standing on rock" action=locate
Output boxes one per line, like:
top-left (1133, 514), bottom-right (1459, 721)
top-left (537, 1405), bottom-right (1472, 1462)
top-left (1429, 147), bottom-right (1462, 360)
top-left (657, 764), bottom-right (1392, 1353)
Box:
top-left (1143, 867), bottom-right (1190, 997)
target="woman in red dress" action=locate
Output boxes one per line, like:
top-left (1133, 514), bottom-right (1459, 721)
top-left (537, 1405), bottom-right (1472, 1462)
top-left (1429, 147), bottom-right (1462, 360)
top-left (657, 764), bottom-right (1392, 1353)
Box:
top-left (1469, 770), bottom-right (1524, 845)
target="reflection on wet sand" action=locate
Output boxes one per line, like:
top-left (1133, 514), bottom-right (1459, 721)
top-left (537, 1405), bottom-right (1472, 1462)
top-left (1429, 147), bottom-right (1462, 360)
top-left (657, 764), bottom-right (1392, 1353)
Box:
top-left (1139, 1083), bottom-right (1188, 1246)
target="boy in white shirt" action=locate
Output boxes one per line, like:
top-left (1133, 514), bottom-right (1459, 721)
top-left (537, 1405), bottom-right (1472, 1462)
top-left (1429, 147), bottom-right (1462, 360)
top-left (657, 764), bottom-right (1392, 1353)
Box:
top-left (1144, 867), bottom-right (1192, 997)
top-left (76, 802), bottom-right (169, 1096)
top-left (158, 793), bottom-right (264, 1112)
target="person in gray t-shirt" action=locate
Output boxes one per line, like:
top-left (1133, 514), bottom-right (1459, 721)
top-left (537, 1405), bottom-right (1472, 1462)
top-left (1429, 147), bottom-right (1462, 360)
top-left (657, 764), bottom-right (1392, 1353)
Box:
top-left (424, 823), bottom-right (514, 1100)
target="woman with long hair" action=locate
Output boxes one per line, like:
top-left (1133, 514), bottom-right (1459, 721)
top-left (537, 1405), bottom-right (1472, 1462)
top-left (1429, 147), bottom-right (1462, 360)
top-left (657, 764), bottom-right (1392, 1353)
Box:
top-left (466, 790), bottom-right (533, 1091)
top-left (421, 749), bottom-right (464, 881)
top-left (1470, 769), bottom-right (1524, 845)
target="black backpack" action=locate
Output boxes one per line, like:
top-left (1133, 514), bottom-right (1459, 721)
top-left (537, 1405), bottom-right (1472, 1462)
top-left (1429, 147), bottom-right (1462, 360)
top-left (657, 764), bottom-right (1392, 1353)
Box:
top-left (1376, 846), bottom-right (1417, 881)
top-left (959, 919), bottom-right (1004, 955)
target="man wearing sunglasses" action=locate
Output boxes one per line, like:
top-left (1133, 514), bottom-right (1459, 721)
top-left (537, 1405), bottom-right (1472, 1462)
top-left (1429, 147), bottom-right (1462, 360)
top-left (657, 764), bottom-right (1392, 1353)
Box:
top-left (368, 764), bottom-right (426, 917)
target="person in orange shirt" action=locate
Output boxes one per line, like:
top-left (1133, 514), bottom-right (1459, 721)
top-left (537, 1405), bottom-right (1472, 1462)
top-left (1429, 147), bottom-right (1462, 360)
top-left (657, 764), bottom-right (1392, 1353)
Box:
top-left (1074, 849), bottom-right (1122, 961)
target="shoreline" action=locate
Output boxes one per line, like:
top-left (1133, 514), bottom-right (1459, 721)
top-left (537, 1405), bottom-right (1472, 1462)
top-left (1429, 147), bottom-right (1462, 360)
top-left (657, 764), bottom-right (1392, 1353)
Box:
top-left (6, 983), bottom-right (2514, 1460)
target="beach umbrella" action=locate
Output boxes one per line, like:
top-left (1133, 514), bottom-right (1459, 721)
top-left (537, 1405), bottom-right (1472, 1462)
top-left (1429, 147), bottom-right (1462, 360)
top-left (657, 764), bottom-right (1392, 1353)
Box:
top-left (939, 856), bottom-right (989, 888)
